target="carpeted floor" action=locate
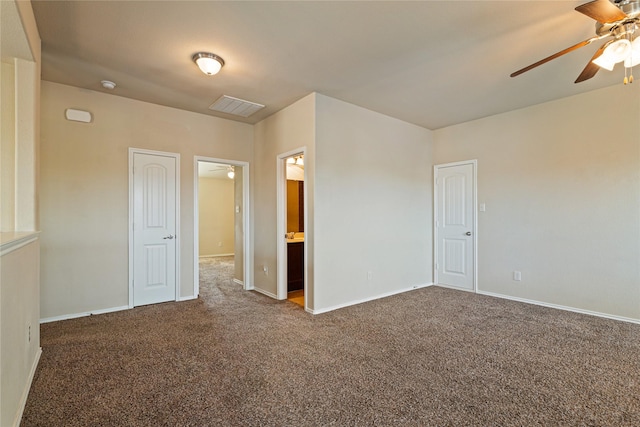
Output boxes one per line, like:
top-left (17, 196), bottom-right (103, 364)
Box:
top-left (22, 259), bottom-right (640, 426)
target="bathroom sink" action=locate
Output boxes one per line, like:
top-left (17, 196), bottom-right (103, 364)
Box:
top-left (286, 232), bottom-right (304, 243)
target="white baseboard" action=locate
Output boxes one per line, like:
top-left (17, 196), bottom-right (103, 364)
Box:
top-left (199, 253), bottom-right (234, 258)
top-left (233, 278), bottom-right (244, 286)
top-left (434, 283), bottom-right (476, 293)
top-left (178, 295), bottom-right (197, 302)
top-left (476, 289), bottom-right (640, 325)
top-left (40, 305), bottom-right (130, 324)
top-left (309, 282), bottom-right (433, 315)
top-left (252, 287), bottom-right (278, 299)
top-left (13, 347), bottom-right (41, 427)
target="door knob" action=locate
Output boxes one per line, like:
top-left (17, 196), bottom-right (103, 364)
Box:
top-left (163, 234), bottom-right (175, 240)
top-left (465, 231), bottom-right (472, 236)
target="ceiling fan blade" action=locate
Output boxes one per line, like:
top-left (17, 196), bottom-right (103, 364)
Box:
top-left (575, 0), bottom-right (627, 23)
top-left (510, 37), bottom-right (598, 78)
top-left (574, 43), bottom-right (608, 83)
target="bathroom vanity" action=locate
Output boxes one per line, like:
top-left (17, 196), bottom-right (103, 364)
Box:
top-left (287, 235), bottom-right (304, 292)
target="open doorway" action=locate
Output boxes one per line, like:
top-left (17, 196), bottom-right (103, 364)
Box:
top-left (277, 150), bottom-right (306, 309)
top-left (194, 157), bottom-right (250, 299)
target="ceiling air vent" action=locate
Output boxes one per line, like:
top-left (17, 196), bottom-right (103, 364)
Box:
top-left (209, 95), bottom-right (265, 118)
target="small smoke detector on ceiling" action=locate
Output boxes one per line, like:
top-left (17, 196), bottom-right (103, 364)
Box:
top-left (209, 95), bottom-right (265, 118)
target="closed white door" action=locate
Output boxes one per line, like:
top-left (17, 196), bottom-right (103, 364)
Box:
top-left (132, 152), bottom-right (178, 306)
top-left (435, 162), bottom-right (475, 291)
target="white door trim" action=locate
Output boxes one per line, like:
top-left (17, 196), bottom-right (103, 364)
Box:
top-left (128, 148), bottom-right (181, 308)
top-left (193, 156), bottom-right (252, 298)
top-left (433, 159), bottom-right (478, 292)
top-left (276, 148), bottom-right (307, 308)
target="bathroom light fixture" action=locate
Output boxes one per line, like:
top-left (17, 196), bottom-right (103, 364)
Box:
top-left (227, 166), bottom-right (235, 179)
top-left (192, 52), bottom-right (225, 75)
top-left (287, 156), bottom-right (304, 166)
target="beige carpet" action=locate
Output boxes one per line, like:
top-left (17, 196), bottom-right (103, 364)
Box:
top-left (22, 260), bottom-right (640, 426)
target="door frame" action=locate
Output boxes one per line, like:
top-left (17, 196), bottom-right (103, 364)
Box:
top-left (433, 159), bottom-right (478, 292)
top-left (128, 148), bottom-right (181, 308)
top-left (276, 147), bottom-right (307, 307)
top-left (193, 156), bottom-right (252, 296)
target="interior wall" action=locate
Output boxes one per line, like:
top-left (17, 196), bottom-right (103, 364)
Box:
top-left (1, 239), bottom-right (40, 427)
top-left (0, 0), bottom-right (42, 425)
top-left (314, 94), bottom-right (434, 312)
top-left (198, 176), bottom-right (235, 257)
top-left (233, 166), bottom-right (244, 282)
top-left (40, 81), bottom-right (253, 320)
top-left (433, 83), bottom-right (640, 321)
top-left (1, 61), bottom-right (16, 231)
top-left (253, 93), bottom-right (316, 302)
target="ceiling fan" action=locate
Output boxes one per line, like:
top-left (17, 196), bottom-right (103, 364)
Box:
top-left (511, 0), bottom-right (640, 83)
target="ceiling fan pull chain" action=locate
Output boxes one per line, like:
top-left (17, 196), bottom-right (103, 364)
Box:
top-left (627, 34), bottom-right (634, 84)
top-left (624, 63), bottom-right (629, 84)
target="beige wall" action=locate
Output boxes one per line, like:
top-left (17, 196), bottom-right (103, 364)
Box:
top-left (0, 0), bottom-right (42, 425)
top-left (40, 81), bottom-right (253, 319)
top-left (1, 61), bottom-right (16, 231)
top-left (233, 166), bottom-right (244, 282)
top-left (198, 176), bottom-right (235, 257)
top-left (1, 239), bottom-right (40, 427)
top-left (253, 93), bottom-right (316, 302)
top-left (433, 83), bottom-right (640, 321)
top-left (253, 93), bottom-right (433, 312)
top-left (314, 94), bottom-right (434, 311)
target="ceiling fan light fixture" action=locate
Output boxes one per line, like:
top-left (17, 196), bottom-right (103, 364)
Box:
top-left (608, 39), bottom-right (632, 62)
top-left (594, 38), bottom-right (631, 70)
top-left (623, 37), bottom-right (640, 67)
top-left (593, 53), bottom-right (617, 70)
top-left (227, 165), bottom-right (235, 179)
top-left (192, 52), bottom-right (225, 75)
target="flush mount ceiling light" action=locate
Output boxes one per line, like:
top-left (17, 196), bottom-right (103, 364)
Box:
top-left (192, 52), bottom-right (225, 75)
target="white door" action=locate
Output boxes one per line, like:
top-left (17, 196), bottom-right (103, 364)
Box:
top-left (435, 162), bottom-right (475, 291)
top-left (132, 152), bottom-right (178, 306)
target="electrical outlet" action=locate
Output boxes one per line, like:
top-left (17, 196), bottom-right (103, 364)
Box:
top-left (513, 271), bottom-right (522, 281)
top-left (367, 271), bottom-right (373, 280)
top-left (218, 241), bottom-right (223, 247)
top-left (28, 325), bottom-right (31, 342)
top-left (263, 265), bottom-right (268, 275)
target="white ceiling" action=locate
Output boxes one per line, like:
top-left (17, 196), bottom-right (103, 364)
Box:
top-left (198, 161), bottom-right (233, 180)
top-left (32, 1), bottom-right (625, 130)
